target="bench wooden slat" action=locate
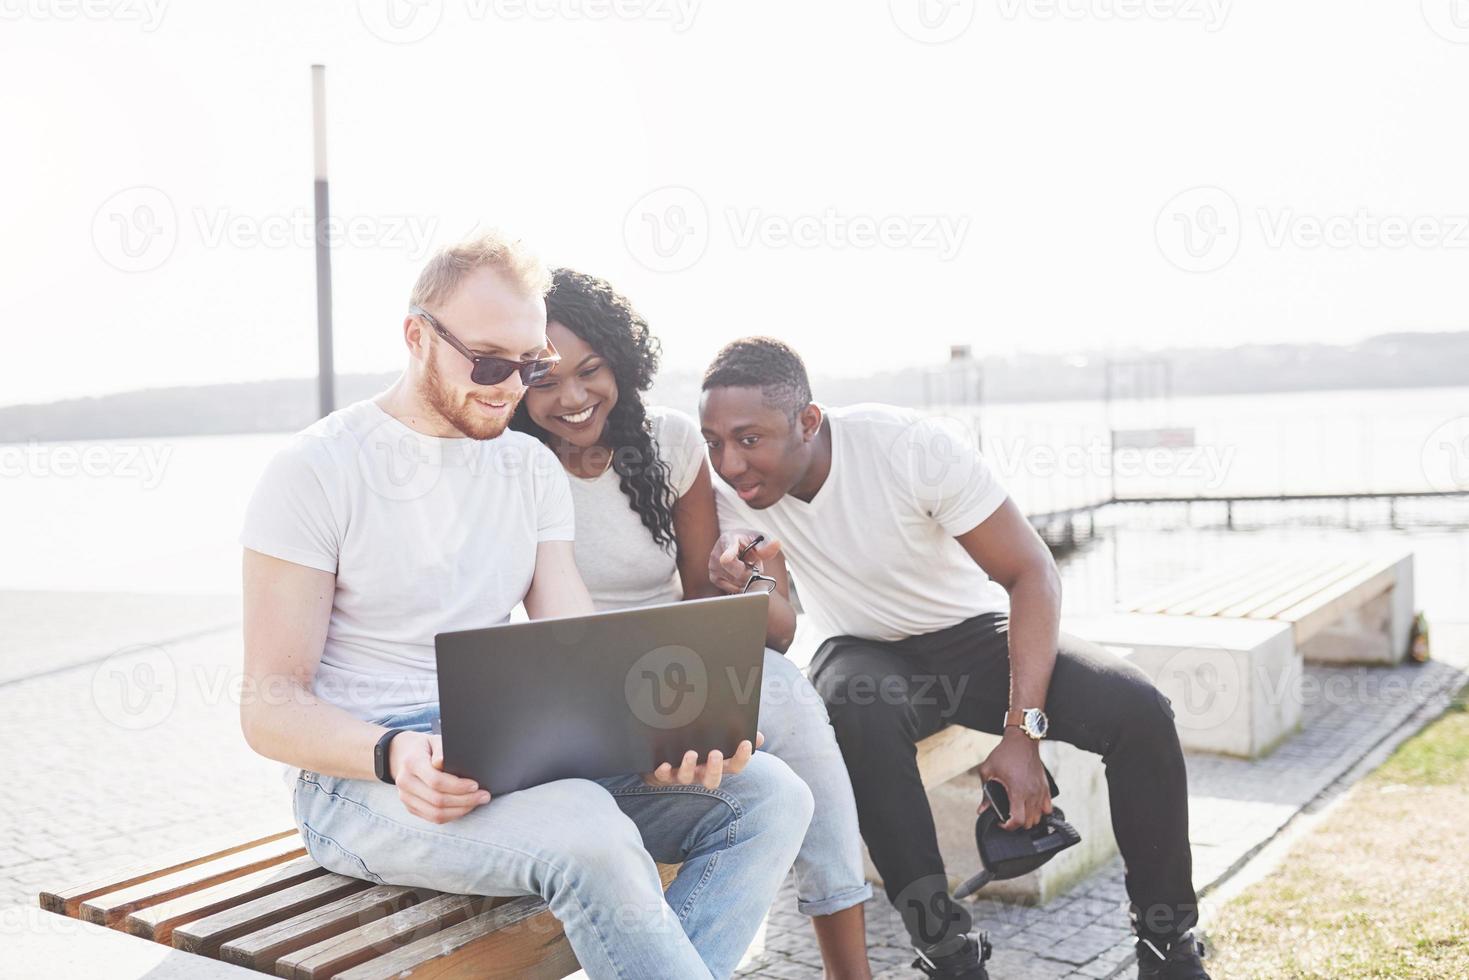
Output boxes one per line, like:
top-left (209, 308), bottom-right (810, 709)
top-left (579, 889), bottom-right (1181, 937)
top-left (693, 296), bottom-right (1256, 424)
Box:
top-left (125, 855), bottom-right (327, 944)
top-left (172, 871), bottom-right (374, 956)
top-left (80, 833), bottom-right (307, 927)
top-left (277, 862), bottom-right (680, 979)
top-left (1272, 564), bottom-right (1398, 643)
top-left (276, 893), bottom-right (494, 979)
top-left (39, 826), bottom-right (299, 918)
top-left (336, 896), bottom-right (577, 980)
top-left (1121, 560), bottom-right (1257, 614)
top-left (219, 882), bottom-right (437, 971)
top-left (1162, 558), bottom-right (1325, 617)
top-left (1204, 558), bottom-right (1363, 620)
top-left (915, 725), bottom-right (993, 788)
top-left (1239, 558), bottom-right (1374, 620)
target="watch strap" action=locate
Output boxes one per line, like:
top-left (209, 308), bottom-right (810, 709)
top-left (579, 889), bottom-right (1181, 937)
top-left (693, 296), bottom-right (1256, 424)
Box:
top-left (374, 728), bottom-right (406, 785)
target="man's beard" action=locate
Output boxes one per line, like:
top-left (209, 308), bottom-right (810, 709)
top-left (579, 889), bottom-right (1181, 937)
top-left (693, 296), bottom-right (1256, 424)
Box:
top-left (421, 356), bottom-right (519, 441)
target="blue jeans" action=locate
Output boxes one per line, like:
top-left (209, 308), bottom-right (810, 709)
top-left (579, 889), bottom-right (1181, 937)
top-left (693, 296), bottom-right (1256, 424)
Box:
top-left (756, 648), bottom-right (872, 917)
top-left (293, 701), bottom-right (814, 980)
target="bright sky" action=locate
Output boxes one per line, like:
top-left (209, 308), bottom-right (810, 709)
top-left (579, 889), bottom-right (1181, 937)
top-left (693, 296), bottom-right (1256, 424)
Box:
top-left (4, 0), bottom-right (1468, 406)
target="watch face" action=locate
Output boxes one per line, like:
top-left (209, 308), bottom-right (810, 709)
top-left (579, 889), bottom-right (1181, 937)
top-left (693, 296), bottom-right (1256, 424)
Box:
top-left (1024, 708), bottom-right (1049, 739)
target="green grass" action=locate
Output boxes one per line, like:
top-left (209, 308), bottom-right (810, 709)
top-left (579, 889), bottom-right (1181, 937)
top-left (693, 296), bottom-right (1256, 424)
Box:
top-left (1206, 681), bottom-right (1469, 979)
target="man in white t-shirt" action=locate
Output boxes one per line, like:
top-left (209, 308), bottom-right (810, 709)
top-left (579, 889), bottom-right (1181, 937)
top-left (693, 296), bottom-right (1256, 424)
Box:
top-left (237, 237), bottom-right (811, 980)
top-left (700, 338), bottom-right (1209, 980)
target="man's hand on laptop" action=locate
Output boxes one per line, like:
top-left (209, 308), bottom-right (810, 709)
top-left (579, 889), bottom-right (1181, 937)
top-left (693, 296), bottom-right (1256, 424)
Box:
top-left (710, 530), bottom-right (781, 594)
top-left (389, 732), bottom-right (492, 824)
top-left (642, 732), bottom-right (765, 790)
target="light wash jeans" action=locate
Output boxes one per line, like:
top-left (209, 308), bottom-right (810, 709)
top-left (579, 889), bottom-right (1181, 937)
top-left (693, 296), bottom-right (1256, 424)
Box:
top-left (756, 648), bottom-right (873, 917)
top-left (293, 700), bottom-right (813, 980)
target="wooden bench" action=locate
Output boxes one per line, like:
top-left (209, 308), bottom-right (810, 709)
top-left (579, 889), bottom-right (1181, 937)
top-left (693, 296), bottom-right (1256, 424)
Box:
top-left (1117, 551), bottom-right (1414, 665)
top-left (35, 730), bottom-right (1004, 978)
top-left (36, 825), bottom-right (681, 979)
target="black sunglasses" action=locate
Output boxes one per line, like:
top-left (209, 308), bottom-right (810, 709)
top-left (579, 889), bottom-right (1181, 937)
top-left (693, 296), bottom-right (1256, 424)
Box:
top-left (409, 305), bottom-right (561, 386)
top-left (737, 535), bottom-right (778, 595)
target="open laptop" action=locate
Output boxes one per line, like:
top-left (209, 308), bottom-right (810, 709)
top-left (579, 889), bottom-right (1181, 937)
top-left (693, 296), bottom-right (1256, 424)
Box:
top-left (434, 592), bottom-right (769, 796)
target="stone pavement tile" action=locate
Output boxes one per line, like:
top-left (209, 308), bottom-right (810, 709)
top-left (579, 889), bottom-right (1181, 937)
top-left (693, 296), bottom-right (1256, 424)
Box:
top-left (1046, 924), bottom-right (1132, 965)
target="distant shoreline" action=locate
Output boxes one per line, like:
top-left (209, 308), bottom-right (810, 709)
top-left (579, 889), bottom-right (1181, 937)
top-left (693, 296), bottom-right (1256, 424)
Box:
top-left (2, 330), bottom-right (1464, 444)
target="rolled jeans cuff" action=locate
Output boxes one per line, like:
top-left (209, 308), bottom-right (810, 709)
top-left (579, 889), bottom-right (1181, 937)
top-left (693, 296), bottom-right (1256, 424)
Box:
top-left (796, 880), bottom-right (873, 917)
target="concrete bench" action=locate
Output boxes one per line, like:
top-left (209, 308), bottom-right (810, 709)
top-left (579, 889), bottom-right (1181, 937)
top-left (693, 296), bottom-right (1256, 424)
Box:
top-left (1117, 552), bottom-right (1414, 666)
top-left (1068, 550), bottom-right (1416, 758)
top-left (37, 826), bottom-right (682, 979)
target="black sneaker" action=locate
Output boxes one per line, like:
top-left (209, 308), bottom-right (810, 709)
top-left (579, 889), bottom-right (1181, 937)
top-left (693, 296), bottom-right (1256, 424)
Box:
top-left (912, 932), bottom-right (992, 979)
top-left (1136, 931), bottom-right (1210, 979)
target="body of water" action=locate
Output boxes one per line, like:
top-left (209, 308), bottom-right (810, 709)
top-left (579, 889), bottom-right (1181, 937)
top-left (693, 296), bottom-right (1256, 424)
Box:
top-left (2, 386), bottom-right (1465, 623)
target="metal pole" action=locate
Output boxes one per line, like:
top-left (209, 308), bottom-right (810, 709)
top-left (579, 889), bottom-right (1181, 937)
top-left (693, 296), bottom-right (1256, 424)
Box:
top-left (311, 65), bottom-right (335, 419)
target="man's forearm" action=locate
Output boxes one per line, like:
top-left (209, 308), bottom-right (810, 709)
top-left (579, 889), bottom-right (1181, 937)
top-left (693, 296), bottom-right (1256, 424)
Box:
top-left (241, 683), bottom-right (388, 781)
top-left (1004, 566), bottom-right (1063, 712)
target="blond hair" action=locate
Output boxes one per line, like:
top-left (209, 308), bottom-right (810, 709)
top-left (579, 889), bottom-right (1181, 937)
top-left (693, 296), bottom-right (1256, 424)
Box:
top-left (409, 231), bottom-right (552, 310)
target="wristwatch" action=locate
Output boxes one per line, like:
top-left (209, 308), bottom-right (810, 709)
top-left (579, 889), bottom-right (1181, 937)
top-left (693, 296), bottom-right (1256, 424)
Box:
top-left (374, 728), bottom-right (406, 785)
top-left (1004, 708), bottom-right (1049, 741)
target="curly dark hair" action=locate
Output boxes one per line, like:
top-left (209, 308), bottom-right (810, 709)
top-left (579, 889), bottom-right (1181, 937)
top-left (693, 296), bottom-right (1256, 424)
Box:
top-left (701, 336), bottom-right (813, 420)
top-left (511, 268), bottom-right (678, 552)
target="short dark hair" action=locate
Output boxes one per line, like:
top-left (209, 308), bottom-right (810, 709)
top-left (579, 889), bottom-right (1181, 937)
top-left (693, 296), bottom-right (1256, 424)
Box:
top-left (702, 337), bottom-right (813, 419)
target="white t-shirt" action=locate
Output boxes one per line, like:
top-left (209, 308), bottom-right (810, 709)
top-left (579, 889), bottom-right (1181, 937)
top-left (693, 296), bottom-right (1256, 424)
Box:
top-left (715, 403), bottom-right (1010, 643)
top-left (238, 398), bottom-right (575, 724)
top-left (568, 407), bottom-right (706, 611)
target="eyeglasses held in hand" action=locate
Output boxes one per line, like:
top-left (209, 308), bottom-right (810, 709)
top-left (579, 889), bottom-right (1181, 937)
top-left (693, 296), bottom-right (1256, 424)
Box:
top-left (409, 305), bottom-right (561, 386)
top-left (737, 534), bottom-right (778, 595)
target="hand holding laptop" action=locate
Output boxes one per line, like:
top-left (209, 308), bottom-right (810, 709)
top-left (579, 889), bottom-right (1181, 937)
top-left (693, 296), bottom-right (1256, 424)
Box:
top-left (642, 731), bottom-right (765, 791)
top-left (389, 731), bottom-right (492, 825)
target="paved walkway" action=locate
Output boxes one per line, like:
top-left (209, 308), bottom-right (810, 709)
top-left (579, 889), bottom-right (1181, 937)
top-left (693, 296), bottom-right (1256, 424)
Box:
top-left (3, 599), bottom-right (1464, 980)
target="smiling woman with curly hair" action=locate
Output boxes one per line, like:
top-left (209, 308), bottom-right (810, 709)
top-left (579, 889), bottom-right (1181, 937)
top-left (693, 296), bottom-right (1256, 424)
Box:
top-left (511, 268), bottom-right (678, 554)
top-left (510, 267), bottom-right (875, 978)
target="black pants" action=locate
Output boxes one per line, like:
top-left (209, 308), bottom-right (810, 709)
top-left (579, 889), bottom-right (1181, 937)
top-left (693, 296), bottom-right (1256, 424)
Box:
top-left (810, 613), bottom-right (1198, 950)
